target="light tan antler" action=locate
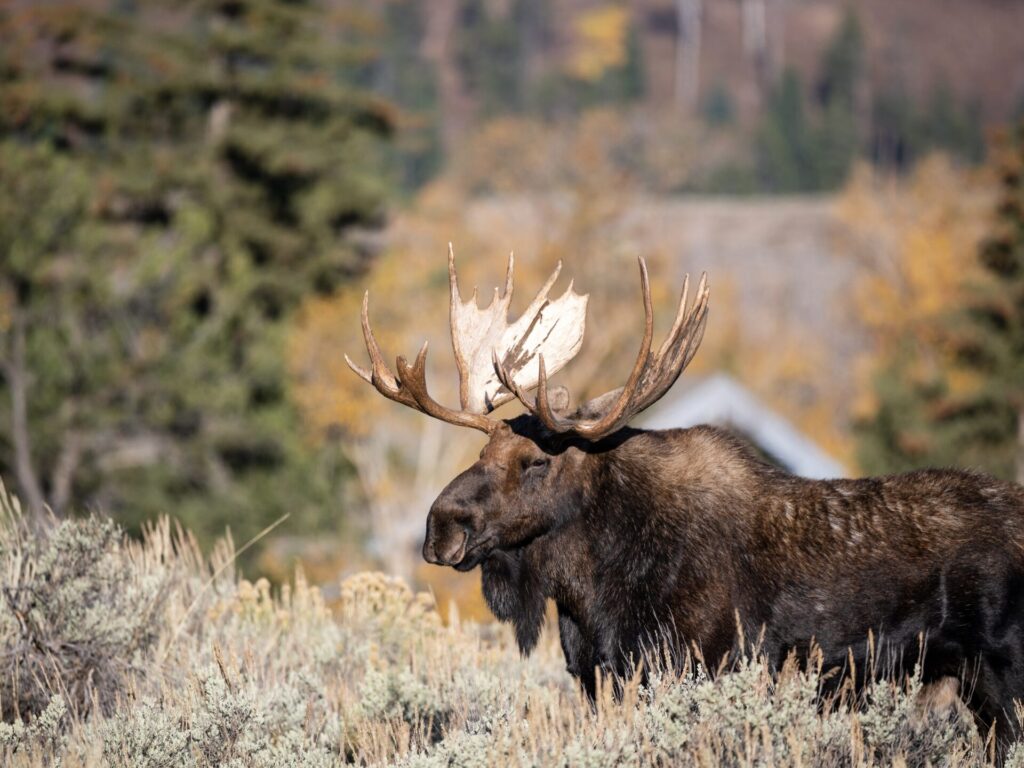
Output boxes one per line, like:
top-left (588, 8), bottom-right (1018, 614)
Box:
top-left (493, 258), bottom-right (709, 440)
top-left (345, 245), bottom-right (589, 433)
top-left (449, 246), bottom-right (588, 413)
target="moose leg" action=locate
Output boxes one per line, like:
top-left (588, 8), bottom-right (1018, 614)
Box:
top-left (558, 612), bottom-right (598, 700)
top-left (964, 666), bottom-right (1023, 763)
top-left (947, 555), bottom-right (1024, 760)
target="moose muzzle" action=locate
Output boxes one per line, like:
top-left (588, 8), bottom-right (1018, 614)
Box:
top-left (422, 508), bottom-right (470, 567)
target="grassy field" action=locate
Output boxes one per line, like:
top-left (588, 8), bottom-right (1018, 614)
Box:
top-left (0, 484), bottom-right (1017, 767)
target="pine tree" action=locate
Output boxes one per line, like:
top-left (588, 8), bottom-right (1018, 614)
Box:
top-left (0, 143), bottom-right (91, 518)
top-left (816, 8), bottom-right (862, 110)
top-left (942, 124), bottom-right (1024, 482)
top-left (756, 9), bottom-right (864, 192)
top-left (0, 5), bottom-right (139, 520)
top-left (854, 342), bottom-right (958, 477)
top-left (855, 126), bottom-right (1024, 482)
top-left (0, 1), bottom-right (393, 545)
top-left (756, 70), bottom-right (812, 192)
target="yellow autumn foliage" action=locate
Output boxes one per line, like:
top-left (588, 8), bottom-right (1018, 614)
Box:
top-left (838, 155), bottom-right (995, 421)
top-left (567, 5), bottom-right (631, 82)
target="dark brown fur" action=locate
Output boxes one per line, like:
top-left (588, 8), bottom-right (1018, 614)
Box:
top-left (422, 416), bottom-right (1024, 741)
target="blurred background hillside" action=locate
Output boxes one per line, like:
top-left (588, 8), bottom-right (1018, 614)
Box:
top-left (1, 0), bottom-right (1023, 612)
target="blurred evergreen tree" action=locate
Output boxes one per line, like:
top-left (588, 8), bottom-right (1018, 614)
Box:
top-left (870, 85), bottom-right (917, 170)
top-left (815, 8), bottom-right (862, 111)
top-left (856, 126), bottom-right (1024, 482)
top-left (571, 13), bottom-right (645, 110)
top-left (364, 0), bottom-right (442, 190)
top-left (0, 143), bottom-right (91, 519)
top-left (919, 83), bottom-right (985, 164)
top-left (755, 8), bottom-right (863, 192)
top-left (702, 83), bottom-right (736, 127)
top-left (0, 1), bottom-right (392, 547)
top-left (854, 345), bottom-right (956, 476)
top-left (755, 70), bottom-right (813, 192)
top-left (940, 124), bottom-right (1024, 481)
top-left (457, 0), bottom-right (529, 118)
top-left (871, 81), bottom-right (986, 170)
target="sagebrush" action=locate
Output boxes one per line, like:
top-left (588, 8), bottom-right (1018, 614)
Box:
top-left (0, 484), bottom-right (1019, 767)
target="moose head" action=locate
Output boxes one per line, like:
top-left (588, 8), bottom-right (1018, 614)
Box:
top-left (346, 246), bottom-right (709, 574)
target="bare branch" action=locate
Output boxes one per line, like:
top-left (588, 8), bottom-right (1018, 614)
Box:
top-left (4, 312), bottom-right (46, 517)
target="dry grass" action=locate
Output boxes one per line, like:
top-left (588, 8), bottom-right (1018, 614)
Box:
top-left (0, 483), bottom-right (1019, 767)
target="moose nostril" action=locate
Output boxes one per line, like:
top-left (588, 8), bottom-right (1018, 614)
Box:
top-left (437, 528), bottom-right (468, 566)
top-left (423, 512), bottom-right (471, 566)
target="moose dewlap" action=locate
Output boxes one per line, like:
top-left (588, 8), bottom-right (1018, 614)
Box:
top-left (347, 246), bottom-right (1024, 748)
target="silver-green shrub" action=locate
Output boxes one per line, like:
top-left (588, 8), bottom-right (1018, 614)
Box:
top-left (0, 485), bottom-right (171, 721)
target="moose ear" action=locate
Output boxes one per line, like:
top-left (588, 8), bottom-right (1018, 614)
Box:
top-left (572, 387), bottom-right (625, 421)
top-left (547, 386), bottom-right (570, 414)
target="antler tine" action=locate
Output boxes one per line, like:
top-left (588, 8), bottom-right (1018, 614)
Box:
top-left (344, 291), bottom-right (416, 407)
top-left (657, 273), bottom-right (690, 361)
top-left (676, 277), bottom-right (710, 372)
top-left (633, 271), bottom-right (710, 413)
top-left (535, 257), bottom-right (656, 438)
top-left (346, 287), bottom-right (497, 434)
top-left (447, 242), bottom-right (461, 302)
top-left (520, 260), bottom-right (563, 321)
top-left (504, 251), bottom-right (515, 300)
top-left (521, 260), bottom-right (708, 440)
top-left (534, 354), bottom-right (564, 431)
top-left (343, 353), bottom-right (372, 384)
top-left (448, 243), bottom-right (472, 410)
top-left (492, 350), bottom-right (536, 410)
top-left (396, 344), bottom-right (496, 433)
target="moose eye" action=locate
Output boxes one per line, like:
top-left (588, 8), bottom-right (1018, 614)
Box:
top-left (524, 456), bottom-right (549, 471)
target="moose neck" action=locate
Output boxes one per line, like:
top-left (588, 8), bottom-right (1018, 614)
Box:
top-left (483, 428), bottom-right (727, 657)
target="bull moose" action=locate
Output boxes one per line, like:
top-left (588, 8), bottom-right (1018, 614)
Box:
top-left (346, 248), bottom-right (1024, 742)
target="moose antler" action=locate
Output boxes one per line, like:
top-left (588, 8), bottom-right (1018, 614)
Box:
top-left (449, 246), bottom-right (588, 413)
top-left (345, 245), bottom-right (588, 433)
top-left (493, 258), bottom-right (709, 440)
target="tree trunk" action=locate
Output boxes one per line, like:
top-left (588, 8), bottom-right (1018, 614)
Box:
top-left (51, 431), bottom-right (83, 515)
top-left (1017, 406), bottom-right (1024, 486)
top-left (421, 0), bottom-right (472, 158)
top-left (674, 0), bottom-right (702, 112)
top-left (742, 0), bottom-right (766, 59)
top-left (4, 313), bottom-right (46, 516)
top-left (744, 0), bottom-right (786, 97)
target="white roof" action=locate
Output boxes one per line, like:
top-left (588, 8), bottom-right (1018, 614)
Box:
top-left (638, 373), bottom-right (847, 479)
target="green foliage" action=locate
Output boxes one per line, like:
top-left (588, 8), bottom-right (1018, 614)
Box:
top-left (0, 1), bottom-right (393, 551)
top-left (702, 83), bottom-right (736, 127)
top-left (361, 1), bottom-right (443, 190)
top-left (854, 344), bottom-right (955, 476)
top-left (0, 507), bottom-right (1006, 767)
top-left (454, 0), bottom-right (642, 124)
top-left (921, 83), bottom-right (985, 163)
top-left (870, 81), bottom-right (985, 170)
top-left (756, 70), bottom-right (816, 192)
top-left (755, 10), bottom-right (863, 193)
top-left (817, 8), bottom-right (863, 110)
top-left (457, 0), bottom-right (531, 118)
top-left (856, 125), bottom-right (1024, 481)
top-left (940, 124), bottom-right (1024, 480)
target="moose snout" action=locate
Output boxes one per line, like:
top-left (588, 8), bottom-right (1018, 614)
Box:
top-left (422, 508), bottom-right (470, 566)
